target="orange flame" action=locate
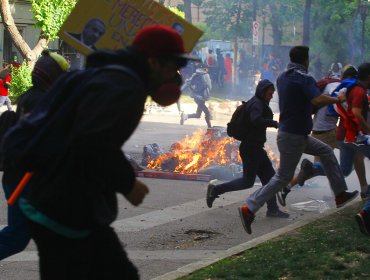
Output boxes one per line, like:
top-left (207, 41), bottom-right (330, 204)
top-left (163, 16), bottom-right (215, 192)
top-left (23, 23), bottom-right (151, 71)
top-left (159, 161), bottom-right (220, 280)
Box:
top-left (146, 129), bottom-right (279, 174)
top-left (147, 129), bottom-right (240, 174)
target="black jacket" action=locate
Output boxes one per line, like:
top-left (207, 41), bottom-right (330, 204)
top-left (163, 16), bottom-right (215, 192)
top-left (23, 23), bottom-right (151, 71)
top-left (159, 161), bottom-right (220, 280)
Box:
top-left (16, 87), bottom-right (45, 119)
top-left (243, 80), bottom-right (278, 146)
top-left (27, 48), bottom-right (150, 230)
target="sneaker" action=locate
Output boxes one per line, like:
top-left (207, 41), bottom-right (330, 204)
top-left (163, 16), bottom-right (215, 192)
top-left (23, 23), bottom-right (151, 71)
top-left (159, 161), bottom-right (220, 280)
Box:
top-left (297, 159), bottom-right (314, 186)
top-left (180, 112), bottom-right (188, 125)
top-left (238, 205), bottom-right (255, 234)
top-left (277, 187), bottom-right (291, 207)
top-left (206, 181), bottom-right (219, 208)
top-left (355, 210), bottom-right (370, 236)
top-left (335, 190), bottom-right (359, 208)
top-left (266, 209), bottom-right (290, 218)
top-left (360, 185), bottom-right (370, 200)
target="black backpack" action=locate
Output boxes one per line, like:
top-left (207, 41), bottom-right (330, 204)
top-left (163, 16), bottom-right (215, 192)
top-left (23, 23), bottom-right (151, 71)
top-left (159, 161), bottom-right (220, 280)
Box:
top-left (0, 111), bottom-right (18, 171)
top-left (226, 101), bottom-right (250, 141)
top-left (190, 73), bottom-right (207, 96)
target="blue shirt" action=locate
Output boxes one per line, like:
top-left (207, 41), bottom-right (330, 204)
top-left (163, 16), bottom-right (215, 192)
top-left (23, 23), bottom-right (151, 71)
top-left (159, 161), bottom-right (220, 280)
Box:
top-left (277, 68), bottom-right (321, 135)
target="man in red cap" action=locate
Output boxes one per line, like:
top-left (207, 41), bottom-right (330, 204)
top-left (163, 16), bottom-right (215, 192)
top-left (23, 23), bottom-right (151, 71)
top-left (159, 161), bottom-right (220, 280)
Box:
top-left (11, 24), bottom-right (198, 280)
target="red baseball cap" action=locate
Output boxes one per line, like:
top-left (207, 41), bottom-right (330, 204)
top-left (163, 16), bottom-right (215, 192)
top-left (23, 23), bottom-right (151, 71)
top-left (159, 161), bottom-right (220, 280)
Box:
top-left (132, 24), bottom-right (200, 66)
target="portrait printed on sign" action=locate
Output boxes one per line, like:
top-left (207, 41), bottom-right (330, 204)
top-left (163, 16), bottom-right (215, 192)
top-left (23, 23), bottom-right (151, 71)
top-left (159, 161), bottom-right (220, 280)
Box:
top-left (64, 18), bottom-right (106, 51)
top-left (59, 0), bottom-right (203, 56)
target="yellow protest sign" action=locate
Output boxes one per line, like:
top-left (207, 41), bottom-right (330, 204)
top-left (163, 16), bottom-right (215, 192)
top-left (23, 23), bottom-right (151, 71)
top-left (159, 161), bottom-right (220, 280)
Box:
top-left (59, 0), bottom-right (203, 55)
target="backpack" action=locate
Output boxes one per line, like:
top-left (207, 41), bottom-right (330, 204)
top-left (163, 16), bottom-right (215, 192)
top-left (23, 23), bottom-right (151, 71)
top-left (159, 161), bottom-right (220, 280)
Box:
top-left (0, 65), bottom-right (141, 172)
top-left (226, 101), bottom-right (250, 141)
top-left (190, 73), bottom-right (208, 99)
top-left (0, 111), bottom-right (18, 171)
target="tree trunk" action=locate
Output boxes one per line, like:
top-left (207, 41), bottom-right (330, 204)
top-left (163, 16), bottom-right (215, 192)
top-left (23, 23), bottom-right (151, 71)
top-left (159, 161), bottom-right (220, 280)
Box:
top-left (233, 0), bottom-right (242, 85)
top-left (0, 0), bottom-right (48, 66)
top-left (268, 3), bottom-right (283, 56)
top-left (183, 0), bottom-right (192, 23)
top-left (302, 0), bottom-right (311, 45)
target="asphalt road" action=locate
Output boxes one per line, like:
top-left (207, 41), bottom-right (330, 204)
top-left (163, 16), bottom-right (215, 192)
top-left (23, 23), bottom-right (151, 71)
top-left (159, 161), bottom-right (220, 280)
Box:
top-left (0, 108), bottom-right (366, 280)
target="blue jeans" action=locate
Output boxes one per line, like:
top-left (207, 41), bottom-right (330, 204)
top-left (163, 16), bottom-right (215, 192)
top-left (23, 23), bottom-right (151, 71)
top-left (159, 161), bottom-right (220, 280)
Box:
top-left (214, 142), bottom-right (279, 211)
top-left (0, 174), bottom-right (31, 260)
top-left (246, 131), bottom-right (347, 213)
top-left (312, 141), bottom-right (369, 177)
top-left (363, 200), bottom-right (370, 213)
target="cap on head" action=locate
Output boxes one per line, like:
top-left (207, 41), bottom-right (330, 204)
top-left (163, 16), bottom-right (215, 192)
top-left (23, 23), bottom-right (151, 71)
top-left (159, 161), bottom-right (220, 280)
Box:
top-left (32, 50), bottom-right (70, 90)
top-left (48, 51), bottom-right (70, 72)
top-left (132, 24), bottom-right (199, 66)
top-left (342, 64), bottom-right (357, 79)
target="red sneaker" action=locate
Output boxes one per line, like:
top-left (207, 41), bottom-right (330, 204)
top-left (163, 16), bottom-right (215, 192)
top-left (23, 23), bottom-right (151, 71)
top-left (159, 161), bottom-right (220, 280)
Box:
top-left (335, 190), bottom-right (359, 208)
top-left (355, 210), bottom-right (370, 236)
top-left (238, 205), bottom-right (255, 234)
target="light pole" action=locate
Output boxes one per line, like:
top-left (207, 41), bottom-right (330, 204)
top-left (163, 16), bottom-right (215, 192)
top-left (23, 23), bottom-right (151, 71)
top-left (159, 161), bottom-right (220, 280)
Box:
top-left (359, 0), bottom-right (369, 61)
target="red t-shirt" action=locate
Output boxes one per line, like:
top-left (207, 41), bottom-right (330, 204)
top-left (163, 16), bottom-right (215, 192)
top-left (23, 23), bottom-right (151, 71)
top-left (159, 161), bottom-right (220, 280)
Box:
top-left (343, 86), bottom-right (368, 142)
top-left (0, 75), bottom-right (11, 97)
top-left (336, 118), bottom-right (346, 141)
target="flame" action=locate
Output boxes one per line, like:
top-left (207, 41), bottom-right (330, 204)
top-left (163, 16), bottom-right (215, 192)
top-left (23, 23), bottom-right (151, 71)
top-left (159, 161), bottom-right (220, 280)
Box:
top-left (146, 128), bottom-right (280, 174)
top-left (147, 129), bottom-right (241, 174)
top-left (265, 145), bottom-right (280, 169)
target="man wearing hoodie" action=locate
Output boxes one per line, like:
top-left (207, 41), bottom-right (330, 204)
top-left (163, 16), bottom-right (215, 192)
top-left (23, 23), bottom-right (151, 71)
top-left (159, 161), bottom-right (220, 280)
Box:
top-left (206, 79), bottom-right (289, 218)
top-left (180, 63), bottom-right (212, 128)
top-left (13, 25), bottom-right (197, 280)
top-left (0, 50), bottom-right (70, 261)
top-left (238, 46), bottom-right (359, 235)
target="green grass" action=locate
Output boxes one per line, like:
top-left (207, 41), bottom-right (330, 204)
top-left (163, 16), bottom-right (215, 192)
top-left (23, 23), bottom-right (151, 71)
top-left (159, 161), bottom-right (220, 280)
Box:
top-left (180, 202), bottom-right (370, 280)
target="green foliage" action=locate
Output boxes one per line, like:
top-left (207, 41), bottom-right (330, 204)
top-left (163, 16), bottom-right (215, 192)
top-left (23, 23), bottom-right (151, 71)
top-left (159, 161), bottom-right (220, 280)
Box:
top-left (9, 64), bottom-right (32, 102)
top-left (31, 0), bottom-right (77, 40)
top-left (168, 6), bottom-right (185, 19)
top-left (202, 0), bottom-right (254, 41)
top-left (310, 0), bottom-right (369, 68)
top-left (194, 22), bottom-right (224, 41)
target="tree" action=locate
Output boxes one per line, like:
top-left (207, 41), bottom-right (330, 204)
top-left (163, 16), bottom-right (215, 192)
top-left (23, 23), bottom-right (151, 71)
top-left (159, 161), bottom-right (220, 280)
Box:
top-left (261, 0), bottom-right (304, 57)
top-left (183, 0), bottom-right (192, 23)
top-left (310, 0), bottom-right (368, 69)
top-left (302, 0), bottom-right (311, 45)
top-left (0, 0), bottom-right (76, 65)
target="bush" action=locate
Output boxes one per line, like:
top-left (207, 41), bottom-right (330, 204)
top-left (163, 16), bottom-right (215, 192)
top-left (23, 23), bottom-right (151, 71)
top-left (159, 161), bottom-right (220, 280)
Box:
top-left (9, 63), bottom-right (32, 103)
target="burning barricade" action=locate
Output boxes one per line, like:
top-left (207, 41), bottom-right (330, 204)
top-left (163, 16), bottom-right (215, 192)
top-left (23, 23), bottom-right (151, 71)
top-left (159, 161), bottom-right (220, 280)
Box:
top-left (135, 127), bottom-right (279, 182)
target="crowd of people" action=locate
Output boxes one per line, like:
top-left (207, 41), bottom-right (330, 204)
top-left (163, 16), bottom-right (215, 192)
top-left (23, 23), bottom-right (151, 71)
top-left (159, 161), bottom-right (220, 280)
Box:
top-left (0, 23), bottom-right (369, 279)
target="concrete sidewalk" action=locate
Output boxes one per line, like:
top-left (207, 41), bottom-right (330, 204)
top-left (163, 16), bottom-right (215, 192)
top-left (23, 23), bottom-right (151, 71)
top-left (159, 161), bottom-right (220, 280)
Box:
top-left (152, 197), bottom-right (361, 280)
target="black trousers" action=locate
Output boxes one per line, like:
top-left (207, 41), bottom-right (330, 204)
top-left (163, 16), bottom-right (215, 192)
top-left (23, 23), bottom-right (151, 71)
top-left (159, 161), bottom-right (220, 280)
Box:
top-left (214, 142), bottom-right (279, 211)
top-left (29, 221), bottom-right (139, 280)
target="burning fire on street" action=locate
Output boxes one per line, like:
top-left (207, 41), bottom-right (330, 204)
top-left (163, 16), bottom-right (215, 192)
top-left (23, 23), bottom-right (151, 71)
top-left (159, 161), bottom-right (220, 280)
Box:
top-left (146, 128), bottom-right (240, 174)
top-left (144, 128), bottom-right (279, 178)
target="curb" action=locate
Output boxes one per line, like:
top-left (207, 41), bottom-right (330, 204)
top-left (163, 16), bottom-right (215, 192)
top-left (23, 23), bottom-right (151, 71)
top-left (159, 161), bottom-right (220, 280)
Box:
top-left (151, 197), bottom-right (361, 280)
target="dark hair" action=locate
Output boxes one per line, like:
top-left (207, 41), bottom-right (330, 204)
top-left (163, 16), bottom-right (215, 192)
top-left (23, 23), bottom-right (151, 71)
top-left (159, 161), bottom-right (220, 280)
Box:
top-left (357, 62), bottom-right (370, 80)
top-left (289, 46), bottom-right (309, 64)
top-left (342, 66), bottom-right (357, 79)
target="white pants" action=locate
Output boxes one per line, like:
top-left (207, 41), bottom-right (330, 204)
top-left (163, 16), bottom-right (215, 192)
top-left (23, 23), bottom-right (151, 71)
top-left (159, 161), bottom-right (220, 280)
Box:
top-left (0, 96), bottom-right (12, 111)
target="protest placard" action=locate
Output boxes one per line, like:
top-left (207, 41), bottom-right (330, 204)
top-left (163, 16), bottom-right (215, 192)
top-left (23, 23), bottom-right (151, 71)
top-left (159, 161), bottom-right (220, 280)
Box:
top-left (59, 0), bottom-right (203, 55)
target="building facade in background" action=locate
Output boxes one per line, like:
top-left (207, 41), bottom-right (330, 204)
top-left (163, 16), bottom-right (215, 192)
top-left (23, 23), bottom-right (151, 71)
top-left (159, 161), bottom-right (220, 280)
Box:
top-left (0, 0), bottom-right (58, 66)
